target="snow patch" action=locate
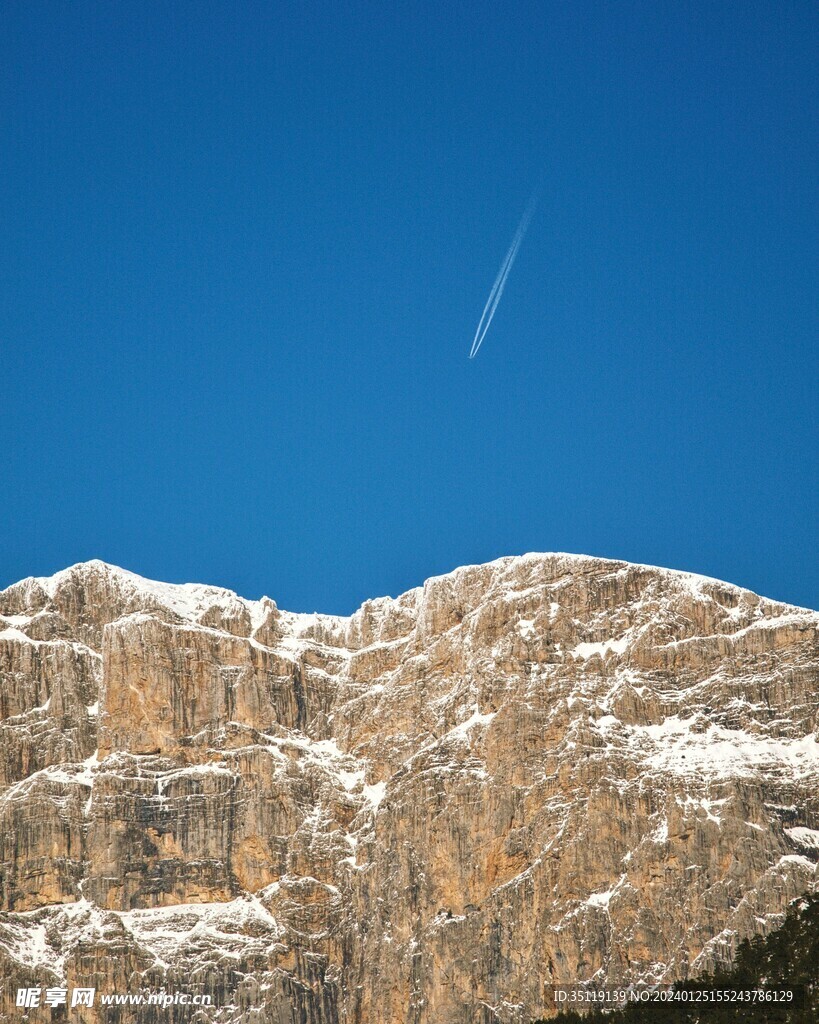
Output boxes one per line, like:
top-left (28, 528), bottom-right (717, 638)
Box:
top-left (336, 768), bottom-right (366, 792)
top-left (0, 614), bottom-right (33, 627)
top-left (784, 827), bottom-right (819, 850)
top-left (774, 854), bottom-right (816, 872)
top-left (362, 781), bottom-right (386, 810)
top-left (0, 627), bottom-right (33, 643)
top-left (449, 708), bottom-right (496, 739)
top-left (571, 637), bottom-right (629, 660)
top-left (637, 718), bottom-right (819, 779)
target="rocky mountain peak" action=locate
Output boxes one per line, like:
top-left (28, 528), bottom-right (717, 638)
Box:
top-left (1, 554), bottom-right (816, 1021)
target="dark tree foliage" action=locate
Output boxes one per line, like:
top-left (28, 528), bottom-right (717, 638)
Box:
top-left (532, 894), bottom-right (819, 1024)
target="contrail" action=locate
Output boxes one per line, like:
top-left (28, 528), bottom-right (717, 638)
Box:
top-left (469, 195), bottom-right (538, 359)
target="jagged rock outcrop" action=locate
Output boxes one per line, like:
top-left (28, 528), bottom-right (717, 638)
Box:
top-left (0, 555), bottom-right (817, 1022)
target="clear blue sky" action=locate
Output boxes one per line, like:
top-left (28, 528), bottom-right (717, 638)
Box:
top-left (2, 1), bottom-right (817, 612)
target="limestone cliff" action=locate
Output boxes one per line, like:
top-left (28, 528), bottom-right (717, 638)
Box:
top-left (0, 555), bottom-right (816, 1022)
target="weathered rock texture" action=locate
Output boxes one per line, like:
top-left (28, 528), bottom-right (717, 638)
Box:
top-left (0, 555), bottom-right (817, 1022)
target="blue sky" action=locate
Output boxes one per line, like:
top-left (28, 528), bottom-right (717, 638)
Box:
top-left (2, 1), bottom-right (817, 612)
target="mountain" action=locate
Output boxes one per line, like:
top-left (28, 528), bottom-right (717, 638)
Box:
top-left (0, 555), bottom-right (816, 1022)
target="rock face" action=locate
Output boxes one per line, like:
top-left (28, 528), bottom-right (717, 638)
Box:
top-left (0, 555), bottom-right (817, 1022)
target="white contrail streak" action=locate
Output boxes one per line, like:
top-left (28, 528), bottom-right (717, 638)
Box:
top-left (469, 195), bottom-right (538, 359)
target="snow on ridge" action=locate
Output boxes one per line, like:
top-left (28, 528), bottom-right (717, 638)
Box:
top-left (417, 552), bottom-right (818, 617)
top-left (774, 854), bottom-right (816, 873)
top-left (17, 560), bottom-right (143, 600)
top-left (0, 754), bottom-right (102, 808)
top-left (635, 717), bottom-right (819, 779)
top-left (153, 763), bottom-right (236, 794)
top-left (785, 827), bottom-right (819, 849)
top-left (724, 613), bottom-right (815, 640)
top-left (0, 626), bottom-right (33, 644)
top-left (11, 560), bottom-right (276, 633)
top-left (421, 552), bottom-right (731, 594)
top-left (422, 552), bottom-right (599, 586)
top-left (0, 613), bottom-right (33, 627)
top-left (657, 613), bottom-right (816, 652)
top-left (0, 897), bottom-right (283, 975)
top-left (0, 626), bottom-right (100, 660)
top-left (120, 895), bottom-right (282, 949)
top-left (6, 555), bottom-right (814, 632)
